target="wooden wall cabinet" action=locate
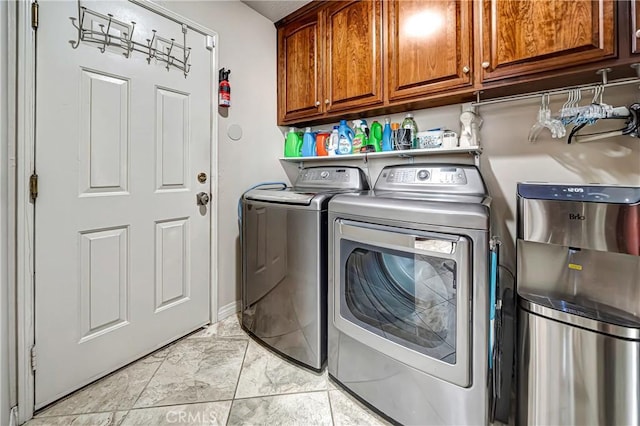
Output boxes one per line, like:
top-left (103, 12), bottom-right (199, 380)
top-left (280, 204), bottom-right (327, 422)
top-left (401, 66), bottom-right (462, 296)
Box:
top-left (385, 0), bottom-right (472, 101)
top-left (324, 0), bottom-right (383, 113)
top-left (277, 0), bottom-right (383, 123)
top-left (277, 0), bottom-right (629, 126)
top-left (277, 14), bottom-right (323, 123)
top-left (479, 0), bottom-right (616, 82)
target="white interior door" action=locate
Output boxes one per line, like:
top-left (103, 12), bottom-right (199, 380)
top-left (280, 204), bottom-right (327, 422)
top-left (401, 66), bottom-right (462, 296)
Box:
top-left (34, 0), bottom-right (214, 408)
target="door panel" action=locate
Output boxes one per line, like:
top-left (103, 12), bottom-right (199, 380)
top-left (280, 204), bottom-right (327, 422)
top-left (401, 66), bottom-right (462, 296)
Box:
top-left (35, 0), bottom-right (212, 407)
top-left (386, 0), bottom-right (472, 101)
top-left (325, 0), bottom-right (383, 112)
top-left (481, 0), bottom-right (616, 82)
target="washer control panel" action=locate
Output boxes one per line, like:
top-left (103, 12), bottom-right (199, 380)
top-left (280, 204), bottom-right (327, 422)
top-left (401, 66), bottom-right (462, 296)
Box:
top-left (384, 167), bottom-right (467, 185)
top-left (295, 167), bottom-right (367, 190)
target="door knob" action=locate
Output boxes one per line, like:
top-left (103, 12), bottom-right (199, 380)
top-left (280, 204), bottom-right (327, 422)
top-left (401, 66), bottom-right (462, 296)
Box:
top-left (196, 192), bottom-right (210, 206)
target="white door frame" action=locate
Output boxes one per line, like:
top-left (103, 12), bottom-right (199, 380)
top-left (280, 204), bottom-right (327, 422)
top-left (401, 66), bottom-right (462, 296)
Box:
top-left (10, 0), bottom-right (220, 422)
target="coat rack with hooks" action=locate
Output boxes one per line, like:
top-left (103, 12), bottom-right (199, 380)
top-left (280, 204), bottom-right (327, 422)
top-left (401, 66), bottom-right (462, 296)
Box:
top-left (69, 1), bottom-right (192, 77)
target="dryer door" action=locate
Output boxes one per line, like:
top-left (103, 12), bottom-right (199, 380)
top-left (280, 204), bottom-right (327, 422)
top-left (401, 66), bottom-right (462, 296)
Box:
top-left (333, 219), bottom-right (472, 387)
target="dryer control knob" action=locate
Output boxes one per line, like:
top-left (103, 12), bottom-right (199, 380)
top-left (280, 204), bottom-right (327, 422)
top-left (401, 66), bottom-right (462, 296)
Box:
top-left (417, 170), bottom-right (430, 181)
top-left (320, 171), bottom-right (330, 179)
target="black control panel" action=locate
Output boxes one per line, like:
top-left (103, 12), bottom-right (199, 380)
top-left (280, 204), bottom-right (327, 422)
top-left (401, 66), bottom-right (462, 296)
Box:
top-left (518, 183), bottom-right (640, 204)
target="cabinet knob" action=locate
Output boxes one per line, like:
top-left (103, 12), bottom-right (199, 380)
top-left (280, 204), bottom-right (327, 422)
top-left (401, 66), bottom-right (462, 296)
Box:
top-left (315, 101), bottom-right (320, 107)
top-left (325, 99), bottom-right (330, 105)
top-left (462, 66), bottom-right (470, 74)
top-left (636, 29), bottom-right (640, 39)
top-left (481, 61), bottom-right (490, 69)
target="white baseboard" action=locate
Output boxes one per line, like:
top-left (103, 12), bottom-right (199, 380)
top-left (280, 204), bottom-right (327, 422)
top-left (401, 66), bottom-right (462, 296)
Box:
top-left (9, 406), bottom-right (18, 426)
top-left (217, 300), bottom-right (240, 321)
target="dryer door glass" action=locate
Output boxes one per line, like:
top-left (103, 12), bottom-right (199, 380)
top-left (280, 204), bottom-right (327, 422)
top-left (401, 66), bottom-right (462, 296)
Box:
top-left (343, 244), bottom-right (457, 364)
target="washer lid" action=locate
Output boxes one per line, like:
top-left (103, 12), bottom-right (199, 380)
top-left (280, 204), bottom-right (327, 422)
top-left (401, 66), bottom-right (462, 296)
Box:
top-left (244, 188), bottom-right (317, 205)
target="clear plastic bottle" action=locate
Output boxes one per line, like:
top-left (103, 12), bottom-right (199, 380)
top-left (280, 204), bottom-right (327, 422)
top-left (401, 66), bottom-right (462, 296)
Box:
top-left (328, 126), bottom-right (339, 156)
top-left (401, 113), bottom-right (418, 149)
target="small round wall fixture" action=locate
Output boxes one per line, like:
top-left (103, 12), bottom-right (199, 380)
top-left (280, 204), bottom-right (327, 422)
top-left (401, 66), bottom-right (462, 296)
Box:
top-left (227, 124), bottom-right (243, 141)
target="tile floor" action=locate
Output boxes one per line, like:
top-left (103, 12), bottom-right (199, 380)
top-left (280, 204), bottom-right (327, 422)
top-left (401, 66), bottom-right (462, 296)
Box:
top-left (28, 315), bottom-right (390, 426)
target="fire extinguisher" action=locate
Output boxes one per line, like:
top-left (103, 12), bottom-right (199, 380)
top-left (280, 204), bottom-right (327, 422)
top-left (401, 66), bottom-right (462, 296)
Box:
top-left (218, 68), bottom-right (231, 108)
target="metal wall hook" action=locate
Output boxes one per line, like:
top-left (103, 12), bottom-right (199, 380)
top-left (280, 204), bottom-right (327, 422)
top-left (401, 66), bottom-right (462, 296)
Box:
top-left (69, 1), bottom-right (193, 76)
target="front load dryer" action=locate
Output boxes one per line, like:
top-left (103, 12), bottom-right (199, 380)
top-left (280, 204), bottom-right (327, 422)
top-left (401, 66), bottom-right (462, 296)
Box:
top-left (328, 164), bottom-right (492, 425)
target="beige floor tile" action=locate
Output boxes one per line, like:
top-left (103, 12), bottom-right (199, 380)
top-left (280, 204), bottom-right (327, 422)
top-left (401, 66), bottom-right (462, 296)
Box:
top-left (228, 392), bottom-right (332, 426)
top-left (122, 401), bottom-right (232, 426)
top-left (189, 314), bottom-right (247, 340)
top-left (134, 338), bottom-right (247, 408)
top-left (26, 411), bottom-right (127, 426)
top-left (36, 355), bottom-right (163, 417)
top-left (235, 340), bottom-right (327, 399)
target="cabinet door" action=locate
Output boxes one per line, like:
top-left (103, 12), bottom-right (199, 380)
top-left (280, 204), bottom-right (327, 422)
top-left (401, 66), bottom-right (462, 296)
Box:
top-left (277, 15), bottom-right (323, 123)
top-left (386, 0), bottom-right (472, 102)
top-left (324, 0), bottom-right (383, 113)
top-left (633, 0), bottom-right (640, 54)
top-left (480, 0), bottom-right (616, 82)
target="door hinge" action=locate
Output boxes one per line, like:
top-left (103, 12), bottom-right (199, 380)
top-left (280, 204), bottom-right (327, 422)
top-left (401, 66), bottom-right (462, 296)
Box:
top-left (31, 2), bottom-right (38, 30)
top-left (30, 346), bottom-right (37, 372)
top-left (29, 173), bottom-right (38, 201)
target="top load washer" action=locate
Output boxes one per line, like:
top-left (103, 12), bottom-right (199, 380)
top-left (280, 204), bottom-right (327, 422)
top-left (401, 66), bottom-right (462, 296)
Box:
top-left (241, 166), bottom-right (368, 371)
top-left (327, 164), bottom-right (491, 425)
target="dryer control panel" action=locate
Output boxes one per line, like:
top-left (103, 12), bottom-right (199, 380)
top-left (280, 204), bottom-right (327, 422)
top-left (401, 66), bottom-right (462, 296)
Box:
top-left (385, 167), bottom-right (468, 185)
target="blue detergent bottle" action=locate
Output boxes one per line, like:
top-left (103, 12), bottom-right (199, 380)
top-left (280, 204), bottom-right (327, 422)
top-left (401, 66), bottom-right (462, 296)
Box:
top-left (382, 118), bottom-right (392, 151)
top-left (337, 120), bottom-right (354, 155)
top-left (301, 127), bottom-right (316, 157)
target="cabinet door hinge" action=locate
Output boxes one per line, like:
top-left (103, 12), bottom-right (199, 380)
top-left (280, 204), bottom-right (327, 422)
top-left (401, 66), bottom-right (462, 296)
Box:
top-left (29, 173), bottom-right (38, 201)
top-left (31, 2), bottom-right (38, 30)
top-left (30, 346), bottom-right (37, 372)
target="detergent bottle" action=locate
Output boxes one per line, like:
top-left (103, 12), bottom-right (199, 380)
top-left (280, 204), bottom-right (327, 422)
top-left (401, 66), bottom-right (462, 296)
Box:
top-left (284, 127), bottom-right (303, 157)
top-left (328, 126), bottom-right (339, 156)
top-left (382, 118), bottom-right (392, 151)
top-left (301, 127), bottom-right (316, 157)
top-left (337, 120), bottom-right (354, 155)
top-left (370, 120), bottom-right (382, 152)
top-left (352, 120), bottom-right (367, 153)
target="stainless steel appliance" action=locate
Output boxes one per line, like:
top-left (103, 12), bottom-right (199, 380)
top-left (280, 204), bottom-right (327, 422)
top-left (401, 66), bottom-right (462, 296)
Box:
top-left (517, 183), bottom-right (640, 425)
top-left (328, 164), bottom-right (492, 425)
top-left (241, 166), bottom-right (367, 371)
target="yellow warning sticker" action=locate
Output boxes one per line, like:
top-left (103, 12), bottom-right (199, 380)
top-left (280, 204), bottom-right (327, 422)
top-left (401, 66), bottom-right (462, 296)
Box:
top-left (568, 263), bottom-right (583, 271)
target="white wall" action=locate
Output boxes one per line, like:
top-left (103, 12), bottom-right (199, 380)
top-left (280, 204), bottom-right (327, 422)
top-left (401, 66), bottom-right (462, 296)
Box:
top-left (1, 0), bottom-right (11, 422)
top-left (154, 0), bottom-right (287, 313)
